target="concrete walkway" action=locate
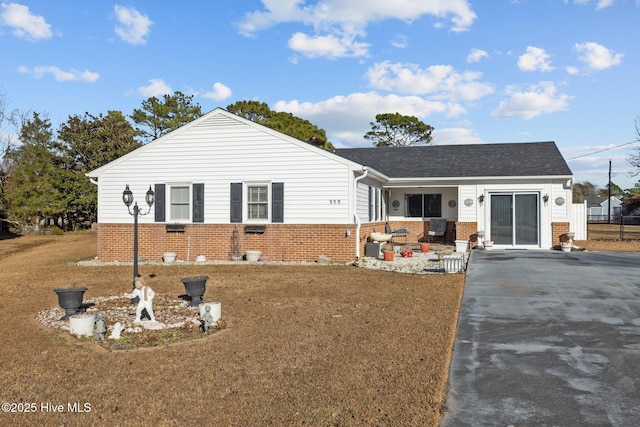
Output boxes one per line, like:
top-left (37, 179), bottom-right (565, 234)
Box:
top-left (441, 250), bottom-right (640, 426)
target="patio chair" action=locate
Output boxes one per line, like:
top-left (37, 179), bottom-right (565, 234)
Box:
top-left (385, 222), bottom-right (410, 244)
top-left (428, 218), bottom-right (447, 243)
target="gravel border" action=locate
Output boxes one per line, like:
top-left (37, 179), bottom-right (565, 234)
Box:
top-left (72, 249), bottom-right (469, 275)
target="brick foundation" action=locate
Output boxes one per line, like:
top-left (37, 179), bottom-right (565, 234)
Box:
top-left (454, 222), bottom-right (479, 248)
top-left (98, 220), bottom-right (466, 264)
top-left (98, 223), bottom-right (360, 263)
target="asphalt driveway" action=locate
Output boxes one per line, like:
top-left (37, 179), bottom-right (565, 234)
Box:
top-left (441, 250), bottom-right (640, 426)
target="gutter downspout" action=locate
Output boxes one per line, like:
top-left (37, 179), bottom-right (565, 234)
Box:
top-left (353, 166), bottom-right (369, 260)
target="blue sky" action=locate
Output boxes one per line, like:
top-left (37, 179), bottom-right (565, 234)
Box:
top-left (1, 0), bottom-right (639, 190)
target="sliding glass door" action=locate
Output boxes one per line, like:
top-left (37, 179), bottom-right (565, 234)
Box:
top-left (490, 193), bottom-right (539, 246)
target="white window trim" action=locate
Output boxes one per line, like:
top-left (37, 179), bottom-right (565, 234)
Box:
top-left (245, 182), bottom-right (271, 223)
top-left (168, 183), bottom-right (192, 222)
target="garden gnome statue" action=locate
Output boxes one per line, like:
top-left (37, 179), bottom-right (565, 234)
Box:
top-left (124, 277), bottom-right (156, 323)
top-left (200, 305), bottom-right (215, 333)
top-left (93, 311), bottom-right (106, 341)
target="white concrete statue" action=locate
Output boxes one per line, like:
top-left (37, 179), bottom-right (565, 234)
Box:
top-left (108, 322), bottom-right (124, 339)
top-left (124, 277), bottom-right (156, 323)
top-left (200, 305), bottom-right (215, 332)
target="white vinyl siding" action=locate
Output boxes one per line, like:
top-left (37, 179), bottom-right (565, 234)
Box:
top-left (91, 110), bottom-right (357, 225)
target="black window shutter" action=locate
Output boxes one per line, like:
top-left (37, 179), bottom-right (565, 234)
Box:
top-left (193, 183), bottom-right (204, 223)
top-left (272, 182), bottom-right (284, 223)
top-left (230, 183), bottom-right (242, 223)
top-left (154, 184), bottom-right (166, 222)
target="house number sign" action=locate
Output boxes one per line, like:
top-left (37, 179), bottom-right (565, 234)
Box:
top-left (329, 199), bottom-right (342, 204)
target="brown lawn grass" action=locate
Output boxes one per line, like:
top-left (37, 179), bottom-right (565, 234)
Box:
top-left (0, 232), bottom-right (464, 426)
top-left (577, 223), bottom-right (640, 252)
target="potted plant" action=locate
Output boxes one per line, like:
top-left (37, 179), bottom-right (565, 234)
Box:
top-left (230, 228), bottom-right (243, 261)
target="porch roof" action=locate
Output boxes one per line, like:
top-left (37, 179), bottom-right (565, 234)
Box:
top-left (335, 141), bottom-right (572, 179)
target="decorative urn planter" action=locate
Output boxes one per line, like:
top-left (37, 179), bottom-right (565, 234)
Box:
top-left (483, 241), bottom-right (494, 250)
top-left (245, 250), bottom-right (262, 262)
top-left (181, 276), bottom-right (209, 307)
top-left (54, 287), bottom-right (88, 320)
top-left (560, 242), bottom-right (572, 252)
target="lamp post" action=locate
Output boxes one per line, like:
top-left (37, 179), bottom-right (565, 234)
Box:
top-left (122, 184), bottom-right (155, 303)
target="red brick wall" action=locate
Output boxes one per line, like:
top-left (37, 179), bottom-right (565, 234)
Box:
top-left (97, 223), bottom-right (359, 263)
top-left (454, 222), bottom-right (479, 248)
top-left (97, 220), bottom-right (466, 263)
top-left (552, 222), bottom-right (570, 247)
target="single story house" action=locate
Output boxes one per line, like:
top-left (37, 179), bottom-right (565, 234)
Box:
top-left (87, 108), bottom-right (579, 263)
top-left (585, 195), bottom-right (621, 221)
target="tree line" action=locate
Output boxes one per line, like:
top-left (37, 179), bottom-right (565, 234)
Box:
top-left (0, 95), bottom-right (433, 233)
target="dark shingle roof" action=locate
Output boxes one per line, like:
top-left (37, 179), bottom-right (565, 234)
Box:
top-left (334, 141), bottom-right (572, 178)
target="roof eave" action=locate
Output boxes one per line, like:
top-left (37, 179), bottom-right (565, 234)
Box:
top-left (384, 174), bottom-right (574, 187)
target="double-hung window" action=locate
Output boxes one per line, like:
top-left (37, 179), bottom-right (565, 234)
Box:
top-left (247, 184), bottom-right (269, 221)
top-left (405, 193), bottom-right (442, 218)
top-left (170, 185), bottom-right (191, 221)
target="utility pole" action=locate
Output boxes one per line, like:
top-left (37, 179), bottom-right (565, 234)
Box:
top-left (608, 160), bottom-right (612, 224)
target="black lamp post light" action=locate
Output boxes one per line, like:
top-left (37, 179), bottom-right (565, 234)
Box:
top-left (122, 184), bottom-right (155, 302)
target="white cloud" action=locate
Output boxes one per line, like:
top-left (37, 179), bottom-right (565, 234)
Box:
top-left (566, 66), bottom-right (579, 75)
top-left (202, 82), bottom-right (232, 101)
top-left (17, 65), bottom-right (99, 82)
top-left (467, 48), bottom-right (488, 63)
top-left (596, 0), bottom-right (615, 9)
top-left (0, 2), bottom-right (52, 41)
top-left (574, 41), bottom-right (623, 70)
top-left (491, 81), bottom-right (571, 120)
top-left (137, 79), bottom-right (172, 97)
top-left (113, 4), bottom-right (152, 45)
top-left (518, 46), bottom-right (554, 72)
top-left (365, 61), bottom-right (494, 102)
top-left (274, 92), bottom-right (453, 147)
top-left (239, 0), bottom-right (477, 35)
top-left (567, 0), bottom-right (615, 9)
top-left (432, 127), bottom-right (485, 145)
top-left (391, 34), bottom-right (408, 49)
top-left (288, 31), bottom-right (369, 58)
top-left (238, 0), bottom-right (476, 58)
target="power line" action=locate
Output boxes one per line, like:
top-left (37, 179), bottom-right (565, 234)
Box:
top-left (566, 139), bottom-right (640, 161)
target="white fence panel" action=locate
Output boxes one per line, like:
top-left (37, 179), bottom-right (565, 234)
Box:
top-left (571, 201), bottom-right (587, 240)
